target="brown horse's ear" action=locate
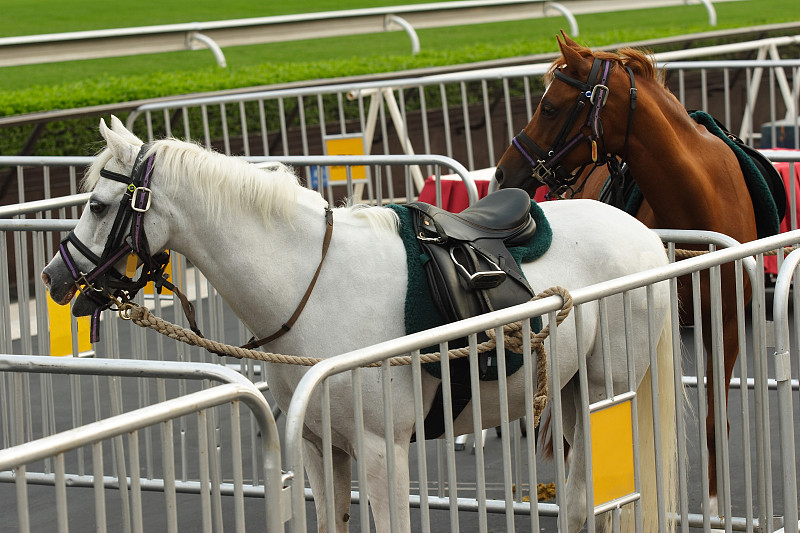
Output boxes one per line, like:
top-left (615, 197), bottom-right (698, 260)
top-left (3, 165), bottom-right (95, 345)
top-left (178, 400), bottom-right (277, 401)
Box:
top-left (557, 32), bottom-right (584, 70)
top-left (559, 29), bottom-right (580, 48)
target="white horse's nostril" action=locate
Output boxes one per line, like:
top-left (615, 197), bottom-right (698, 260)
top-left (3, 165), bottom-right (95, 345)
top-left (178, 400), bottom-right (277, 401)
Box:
top-left (41, 271), bottom-right (51, 289)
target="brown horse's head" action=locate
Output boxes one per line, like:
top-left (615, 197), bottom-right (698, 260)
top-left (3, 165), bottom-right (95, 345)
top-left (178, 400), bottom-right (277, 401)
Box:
top-left (495, 31), bottom-right (659, 197)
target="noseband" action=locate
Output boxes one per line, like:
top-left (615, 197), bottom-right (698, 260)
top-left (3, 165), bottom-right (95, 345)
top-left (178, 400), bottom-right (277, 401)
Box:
top-left (512, 58), bottom-right (637, 198)
top-left (58, 143), bottom-right (184, 342)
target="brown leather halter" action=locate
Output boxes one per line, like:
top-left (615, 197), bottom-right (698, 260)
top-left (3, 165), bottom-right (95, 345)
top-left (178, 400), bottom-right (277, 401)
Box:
top-left (511, 58), bottom-right (637, 198)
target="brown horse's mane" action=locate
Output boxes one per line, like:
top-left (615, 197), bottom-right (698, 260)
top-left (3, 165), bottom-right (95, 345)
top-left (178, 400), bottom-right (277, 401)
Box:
top-left (547, 43), bottom-right (665, 87)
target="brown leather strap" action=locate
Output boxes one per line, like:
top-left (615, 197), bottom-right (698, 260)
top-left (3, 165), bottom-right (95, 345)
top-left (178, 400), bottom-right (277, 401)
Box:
top-left (156, 277), bottom-right (204, 338)
top-left (240, 206), bottom-right (334, 350)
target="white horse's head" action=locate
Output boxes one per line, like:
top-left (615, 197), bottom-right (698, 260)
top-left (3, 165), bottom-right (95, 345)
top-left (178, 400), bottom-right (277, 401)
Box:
top-left (41, 116), bottom-right (170, 318)
top-left (42, 116), bottom-right (397, 329)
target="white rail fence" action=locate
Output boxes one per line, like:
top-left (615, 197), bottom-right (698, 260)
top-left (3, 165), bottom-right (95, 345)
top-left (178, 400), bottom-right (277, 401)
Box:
top-left (112, 44), bottom-right (798, 201)
top-left (0, 357), bottom-right (286, 532)
top-left (0, 0), bottom-right (724, 67)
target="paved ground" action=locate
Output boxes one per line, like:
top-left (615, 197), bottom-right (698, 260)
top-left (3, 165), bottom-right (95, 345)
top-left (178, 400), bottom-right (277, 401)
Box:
top-left (1, 292), bottom-right (798, 532)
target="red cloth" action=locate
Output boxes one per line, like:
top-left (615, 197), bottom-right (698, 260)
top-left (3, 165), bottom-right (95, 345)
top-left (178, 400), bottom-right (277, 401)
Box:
top-left (418, 170), bottom-right (550, 213)
top-left (763, 151), bottom-right (800, 274)
top-left (417, 175), bottom-right (492, 212)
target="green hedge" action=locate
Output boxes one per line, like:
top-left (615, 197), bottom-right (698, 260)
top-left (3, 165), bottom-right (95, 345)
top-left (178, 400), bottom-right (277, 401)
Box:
top-left (0, 47), bottom-right (551, 156)
top-left (2, 20), bottom-right (797, 157)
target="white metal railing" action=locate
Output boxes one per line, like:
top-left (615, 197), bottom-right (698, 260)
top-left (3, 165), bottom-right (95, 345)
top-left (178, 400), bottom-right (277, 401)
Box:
top-left (282, 228), bottom-right (800, 532)
top-left (0, 0), bottom-right (723, 67)
top-left (120, 50), bottom-right (798, 180)
top-left (0, 356), bottom-right (286, 532)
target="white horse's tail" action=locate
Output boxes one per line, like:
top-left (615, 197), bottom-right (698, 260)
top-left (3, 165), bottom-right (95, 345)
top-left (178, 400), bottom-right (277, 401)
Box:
top-left (628, 313), bottom-right (680, 533)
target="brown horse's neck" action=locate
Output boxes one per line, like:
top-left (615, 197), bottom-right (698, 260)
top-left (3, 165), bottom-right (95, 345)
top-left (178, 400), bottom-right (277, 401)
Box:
top-left (620, 78), bottom-right (757, 240)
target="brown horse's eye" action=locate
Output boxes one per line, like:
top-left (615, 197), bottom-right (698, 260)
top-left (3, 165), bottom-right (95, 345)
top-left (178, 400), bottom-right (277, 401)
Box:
top-left (540, 103), bottom-right (557, 118)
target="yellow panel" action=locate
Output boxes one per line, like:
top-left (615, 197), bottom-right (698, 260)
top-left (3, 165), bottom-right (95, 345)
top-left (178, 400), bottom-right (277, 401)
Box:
top-left (144, 252), bottom-right (173, 296)
top-left (47, 294), bottom-right (91, 356)
top-left (325, 136), bottom-right (366, 181)
top-left (590, 400), bottom-right (636, 507)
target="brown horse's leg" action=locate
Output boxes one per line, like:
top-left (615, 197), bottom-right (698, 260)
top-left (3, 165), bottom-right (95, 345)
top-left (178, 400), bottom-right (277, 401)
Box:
top-left (701, 264), bottom-right (750, 509)
top-left (703, 318), bottom-right (737, 511)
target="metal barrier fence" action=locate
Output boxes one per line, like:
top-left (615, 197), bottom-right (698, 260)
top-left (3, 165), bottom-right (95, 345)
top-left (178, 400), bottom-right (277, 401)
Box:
top-left (1, 45), bottom-right (797, 207)
top-left (282, 228), bottom-right (800, 533)
top-left (0, 356), bottom-right (286, 532)
top-left (3, 156), bottom-right (800, 531)
top-left (119, 50), bottom-right (799, 190)
top-left (4, 227), bottom-right (800, 531)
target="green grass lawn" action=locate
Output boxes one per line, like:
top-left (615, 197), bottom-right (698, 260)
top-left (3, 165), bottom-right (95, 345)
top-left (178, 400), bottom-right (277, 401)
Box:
top-left (1, 0), bottom-right (438, 37)
top-left (0, 0), bottom-right (797, 123)
top-left (2, 0), bottom-right (797, 93)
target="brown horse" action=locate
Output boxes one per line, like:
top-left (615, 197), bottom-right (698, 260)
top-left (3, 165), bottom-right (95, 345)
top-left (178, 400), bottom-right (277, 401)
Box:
top-left (494, 33), bottom-right (781, 516)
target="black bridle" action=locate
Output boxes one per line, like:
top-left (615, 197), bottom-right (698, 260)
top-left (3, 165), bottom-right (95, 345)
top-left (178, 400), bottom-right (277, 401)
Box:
top-left (58, 143), bottom-right (181, 342)
top-left (59, 142), bottom-right (335, 351)
top-left (511, 58), bottom-right (637, 198)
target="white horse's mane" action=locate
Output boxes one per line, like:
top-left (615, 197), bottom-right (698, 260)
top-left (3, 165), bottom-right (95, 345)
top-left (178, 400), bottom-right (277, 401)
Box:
top-left (84, 138), bottom-right (400, 233)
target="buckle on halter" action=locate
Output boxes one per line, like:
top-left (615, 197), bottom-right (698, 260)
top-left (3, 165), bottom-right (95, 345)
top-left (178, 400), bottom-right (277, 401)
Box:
top-left (131, 187), bottom-right (152, 213)
top-left (590, 84), bottom-right (609, 107)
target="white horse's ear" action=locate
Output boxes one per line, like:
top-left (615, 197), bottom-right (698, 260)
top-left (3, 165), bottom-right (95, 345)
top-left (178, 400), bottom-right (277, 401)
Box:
top-left (109, 115), bottom-right (143, 146)
top-left (100, 118), bottom-right (139, 168)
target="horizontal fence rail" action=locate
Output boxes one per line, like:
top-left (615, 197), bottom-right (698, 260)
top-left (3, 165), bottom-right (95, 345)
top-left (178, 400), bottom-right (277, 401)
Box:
top-left (282, 228), bottom-right (800, 532)
top-left (0, 356), bottom-right (287, 532)
top-left (0, 0), bottom-right (725, 67)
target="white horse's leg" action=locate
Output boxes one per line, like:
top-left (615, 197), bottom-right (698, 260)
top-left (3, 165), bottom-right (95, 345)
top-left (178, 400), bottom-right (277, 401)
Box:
top-left (559, 378), bottom-right (596, 533)
top-left (303, 439), bottom-right (353, 533)
top-left (360, 431), bottom-right (412, 533)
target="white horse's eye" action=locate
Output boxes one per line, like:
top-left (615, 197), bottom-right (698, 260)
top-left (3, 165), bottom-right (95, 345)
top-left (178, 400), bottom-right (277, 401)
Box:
top-left (89, 201), bottom-right (108, 215)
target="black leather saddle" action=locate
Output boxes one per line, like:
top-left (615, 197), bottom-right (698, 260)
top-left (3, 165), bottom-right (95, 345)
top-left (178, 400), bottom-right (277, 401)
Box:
top-left (406, 188), bottom-right (539, 442)
top-left (406, 188), bottom-right (537, 323)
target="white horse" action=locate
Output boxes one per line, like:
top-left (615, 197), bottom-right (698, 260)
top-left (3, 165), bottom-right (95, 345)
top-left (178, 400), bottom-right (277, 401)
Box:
top-left (42, 117), bottom-right (680, 533)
